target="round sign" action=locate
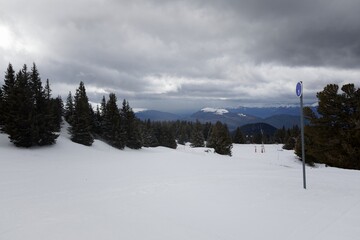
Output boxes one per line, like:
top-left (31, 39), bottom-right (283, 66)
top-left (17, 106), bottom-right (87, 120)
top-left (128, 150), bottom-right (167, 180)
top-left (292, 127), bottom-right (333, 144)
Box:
top-left (296, 81), bottom-right (302, 97)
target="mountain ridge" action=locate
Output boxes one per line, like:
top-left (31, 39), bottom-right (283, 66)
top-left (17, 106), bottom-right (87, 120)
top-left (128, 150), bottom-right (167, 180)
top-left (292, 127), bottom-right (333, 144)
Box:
top-left (135, 106), bottom-right (316, 130)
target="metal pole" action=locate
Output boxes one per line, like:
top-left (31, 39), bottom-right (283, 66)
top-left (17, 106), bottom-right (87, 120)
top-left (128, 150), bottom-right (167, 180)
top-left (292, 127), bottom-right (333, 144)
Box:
top-left (300, 83), bottom-right (306, 189)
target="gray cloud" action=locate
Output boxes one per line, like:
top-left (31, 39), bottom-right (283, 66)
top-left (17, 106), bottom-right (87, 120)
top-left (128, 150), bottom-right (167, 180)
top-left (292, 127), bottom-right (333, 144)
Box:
top-left (0, 0), bottom-right (359, 112)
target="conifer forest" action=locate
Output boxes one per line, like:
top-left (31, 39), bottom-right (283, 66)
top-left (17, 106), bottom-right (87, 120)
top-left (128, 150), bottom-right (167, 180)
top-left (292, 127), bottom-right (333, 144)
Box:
top-left (1, 63), bottom-right (359, 168)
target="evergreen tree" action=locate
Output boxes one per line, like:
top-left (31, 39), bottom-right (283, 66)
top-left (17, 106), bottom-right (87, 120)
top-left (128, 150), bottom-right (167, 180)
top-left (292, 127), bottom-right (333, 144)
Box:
top-left (64, 91), bottom-right (74, 124)
top-left (207, 121), bottom-right (232, 156)
top-left (177, 125), bottom-right (189, 145)
top-left (283, 125), bottom-right (300, 150)
top-left (100, 95), bottom-right (107, 117)
top-left (102, 93), bottom-right (126, 149)
top-left (190, 120), bottom-right (205, 147)
top-left (92, 105), bottom-right (102, 137)
top-left (283, 136), bottom-right (296, 150)
top-left (0, 88), bottom-right (3, 129)
top-left (6, 65), bottom-right (34, 147)
top-left (2, 63), bottom-right (59, 146)
top-left (141, 120), bottom-right (159, 147)
top-left (1, 63), bottom-right (16, 133)
top-left (99, 95), bottom-right (107, 135)
top-left (154, 122), bottom-right (177, 149)
top-left (69, 82), bottom-right (94, 146)
top-left (44, 79), bottom-right (51, 100)
top-left (232, 127), bottom-right (245, 144)
top-left (49, 96), bottom-right (63, 132)
top-left (29, 63), bottom-right (58, 145)
top-left (274, 126), bottom-right (286, 144)
top-left (203, 122), bottom-right (212, 141)
top-left (298, 83), bottom-right (360, 169)
top-left (121, 99), bottom-right (142, 149)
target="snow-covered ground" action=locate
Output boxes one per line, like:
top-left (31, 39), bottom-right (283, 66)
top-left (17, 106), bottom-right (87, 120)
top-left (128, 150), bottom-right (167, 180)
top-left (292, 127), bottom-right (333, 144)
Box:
top-left (1, 128), bottom-right (360, 240)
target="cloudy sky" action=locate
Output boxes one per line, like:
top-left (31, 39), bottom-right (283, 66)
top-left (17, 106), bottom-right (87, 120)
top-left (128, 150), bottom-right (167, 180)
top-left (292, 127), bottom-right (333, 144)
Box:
top-left (1, 0), bottom-right (359, 113)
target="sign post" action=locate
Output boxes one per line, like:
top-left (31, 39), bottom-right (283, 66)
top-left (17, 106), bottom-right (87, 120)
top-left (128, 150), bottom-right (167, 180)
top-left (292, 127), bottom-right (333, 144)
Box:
top-left (296, 81), bottom-right (306, 189)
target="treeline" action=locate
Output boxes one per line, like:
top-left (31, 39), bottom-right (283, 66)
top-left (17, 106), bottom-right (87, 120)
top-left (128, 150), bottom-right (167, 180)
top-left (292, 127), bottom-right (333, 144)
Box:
top-left (0, 63), bottom-right (234, 155)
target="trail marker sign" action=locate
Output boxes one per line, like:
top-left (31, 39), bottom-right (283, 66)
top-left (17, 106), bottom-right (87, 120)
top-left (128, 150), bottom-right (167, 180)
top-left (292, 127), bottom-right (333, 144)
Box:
top-left (296, 81), bottom-right (303, 97)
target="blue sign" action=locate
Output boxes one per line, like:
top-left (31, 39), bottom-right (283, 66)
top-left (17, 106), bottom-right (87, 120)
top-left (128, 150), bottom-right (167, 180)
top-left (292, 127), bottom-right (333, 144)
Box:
top-left (296, 81), bottom-right (302, 97)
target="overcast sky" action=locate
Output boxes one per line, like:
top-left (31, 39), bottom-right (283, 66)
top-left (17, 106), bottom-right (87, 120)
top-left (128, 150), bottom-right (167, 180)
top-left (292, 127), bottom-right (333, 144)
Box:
top-left (1, 0), bottom-right (359, 113)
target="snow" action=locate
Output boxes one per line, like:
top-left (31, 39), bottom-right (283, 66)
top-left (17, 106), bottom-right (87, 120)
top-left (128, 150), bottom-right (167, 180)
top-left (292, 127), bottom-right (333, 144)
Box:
top-left (133, 108), bottom-right (148, 113)
top-left (1, 128), bottom-right (360, 240)
top-left (238, 113), bottom-right (247, 117)
top-left (201, 107), bottom-right (229, 115)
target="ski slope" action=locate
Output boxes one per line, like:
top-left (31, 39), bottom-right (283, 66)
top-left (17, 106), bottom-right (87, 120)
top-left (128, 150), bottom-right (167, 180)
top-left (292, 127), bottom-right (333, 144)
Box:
top-left (1, 129), bottom-right (360, 240)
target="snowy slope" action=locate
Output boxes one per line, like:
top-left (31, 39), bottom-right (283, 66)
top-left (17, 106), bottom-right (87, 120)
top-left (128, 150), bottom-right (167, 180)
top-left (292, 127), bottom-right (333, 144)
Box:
top-left (1, 128), bottom-right (360, 240)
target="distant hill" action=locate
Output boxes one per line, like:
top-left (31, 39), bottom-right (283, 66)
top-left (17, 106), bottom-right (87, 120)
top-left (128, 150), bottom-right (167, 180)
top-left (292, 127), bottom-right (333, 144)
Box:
top-left (135, 106), bottom-right (313, 130)
top-left (263, 114), bottom-right (300, 129)
top-left (240, 122), bottom-right (277, 136)
top-left (135, 110), bottom-right (180, 121)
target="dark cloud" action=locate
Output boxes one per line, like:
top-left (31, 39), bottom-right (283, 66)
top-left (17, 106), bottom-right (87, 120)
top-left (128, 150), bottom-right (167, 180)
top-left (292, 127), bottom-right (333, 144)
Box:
top-left (0, 0), bottom-right (359, 112)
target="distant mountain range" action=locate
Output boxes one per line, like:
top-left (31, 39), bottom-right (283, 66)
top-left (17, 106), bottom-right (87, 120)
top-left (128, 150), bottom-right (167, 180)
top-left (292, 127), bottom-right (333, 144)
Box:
top-left (135, 110), bottom-right (180, 121)
top-left (135, 106), bottom-right (317, 130)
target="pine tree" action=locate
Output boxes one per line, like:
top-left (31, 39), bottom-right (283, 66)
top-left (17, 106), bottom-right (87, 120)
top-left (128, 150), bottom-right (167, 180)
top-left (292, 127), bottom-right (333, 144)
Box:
top-left (29, 63), bottom-right (58, 145)
top-left (177, 125), bottom-right (189, 145)
top-left (92, 105), bottom-right (102, 137)
top-left (283, 125), bottom-right (299, 150)
top-left (102, 93), bottom-right (126, 149)
top-left (298, 83), bottom-right (360, 169)
top-left (232, 127), bottom-right (245, 144)
top-left (154, 122), bottom-right (177, 149)
top-left (274, 126), bottom-right (286, 144)
top-left (1, 63), bottom-right (16, 133)
top-left (64, 91), bottom-right (74, 123)
top-left (2, 63), bottom-right (59, 146)
top-left (0, 88), bottom-right (3, 129)
top-left (98, 95), bottom-right (107, 135)
top-left (207, 121), bottom-right (233, 156)
top-left (44, 79), bottom-right (51, 100)
top-left (141, 120), bottom-right (158, 147)
top-left (203, 122), bottom-right (212, 141)
top-left (50, 96), bottom-right (63, 132)
top-left (121, 99), bottom-right (142, 149)
top-left (190, 120), bottom-right (205, 147)
top-left (6, 65), bottom-right (34, 147)
top-left (69, 82), bottom-right (94, 146)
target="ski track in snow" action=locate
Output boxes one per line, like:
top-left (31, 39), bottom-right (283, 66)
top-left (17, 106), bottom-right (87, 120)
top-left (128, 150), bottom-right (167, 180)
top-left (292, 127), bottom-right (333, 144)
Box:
top-left (1, 131), bottom-right (360, 240)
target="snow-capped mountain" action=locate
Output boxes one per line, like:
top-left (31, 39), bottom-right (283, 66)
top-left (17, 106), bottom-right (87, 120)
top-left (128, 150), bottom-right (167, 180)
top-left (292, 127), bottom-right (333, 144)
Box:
top-left (200, 107), bottom-right (229, 115)
top-left (189, 108), bottom-right (260, 130)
